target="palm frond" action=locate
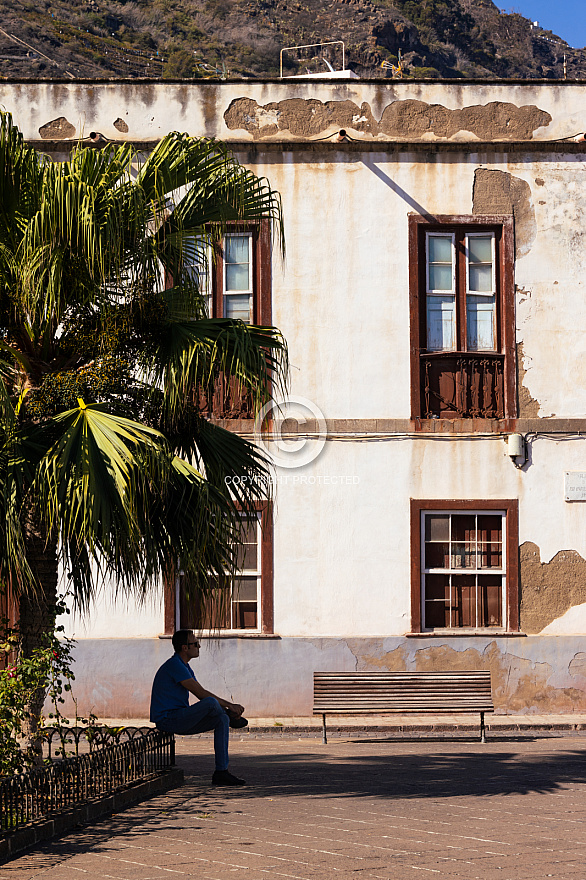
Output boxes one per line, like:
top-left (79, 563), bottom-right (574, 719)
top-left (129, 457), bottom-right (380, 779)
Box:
top-left (0, 110), bottom-right (288, 618)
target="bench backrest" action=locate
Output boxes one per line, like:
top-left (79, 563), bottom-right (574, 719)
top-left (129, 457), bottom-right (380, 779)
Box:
top-left (313, 671), bottom-right (493, 714)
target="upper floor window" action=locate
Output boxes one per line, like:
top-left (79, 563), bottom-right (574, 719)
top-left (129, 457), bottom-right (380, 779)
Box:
top-left (188, 223), bottom-right (272, 417)
top-left (223, 233), bottom-right (253, 322)
top-left (194, 223), bottom-right (271, 325)
top-left (410, 215), bottom-right (515, 422)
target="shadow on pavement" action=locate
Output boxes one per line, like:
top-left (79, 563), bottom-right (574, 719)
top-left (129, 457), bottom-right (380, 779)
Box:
top-left (177, 744), bottom-right (586, 801)
top-left (3, 741), bottom-right (586, 872)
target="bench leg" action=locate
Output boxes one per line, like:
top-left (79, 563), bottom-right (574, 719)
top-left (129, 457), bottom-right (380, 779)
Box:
top-left (322, 713), bottom-right (327, 745)
top-left (480, 711), bottom-right (486, 743)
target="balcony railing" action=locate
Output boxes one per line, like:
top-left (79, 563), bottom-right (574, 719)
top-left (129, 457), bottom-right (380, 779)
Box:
top-left (421, 352), bottom-right (504, 419)
top-left (195, 372), bottom-right (254, 418)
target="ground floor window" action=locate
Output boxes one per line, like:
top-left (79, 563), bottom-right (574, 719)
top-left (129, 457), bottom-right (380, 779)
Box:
top-left (166, 502), bottom-right (274, 634)
top-left (410, 499), bottom-right (519, 633)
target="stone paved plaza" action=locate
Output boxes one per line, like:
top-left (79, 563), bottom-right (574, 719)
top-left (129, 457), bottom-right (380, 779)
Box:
top-left (3, 732), bottom-right (586, 879)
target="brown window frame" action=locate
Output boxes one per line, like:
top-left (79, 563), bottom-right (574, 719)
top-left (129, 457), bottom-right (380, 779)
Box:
top-left (410, 499), bottom-right (519, 633)
top-left (409, 214), bottom-right (515, 424)
top-left (164, 501), bottom-right (274, 635)
top-left (209, 220), bottom-right (272, 325)
top-left (193, 220), bottom-right (273, 418)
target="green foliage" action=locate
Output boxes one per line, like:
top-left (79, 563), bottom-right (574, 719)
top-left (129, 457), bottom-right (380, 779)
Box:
top-left (394, 0), bottom-right (475, 44)
top-left (0, 0), bottom-right (581, 80)
top-left (410, 65), bottom-right (442, 78)
top-left (0, 595), bottom-right (75, 777)
top-left (205, 0), bottom-right (230, 20)
top-left (163, 47), bottom-right (196, 78)
top-left (0, 110), bottom-right (287, 617)
top-left (393, 0), bottom-right (499, 72)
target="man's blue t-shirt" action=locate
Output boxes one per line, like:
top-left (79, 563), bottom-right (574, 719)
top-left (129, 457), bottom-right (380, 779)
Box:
top-left (150, 653), bottom-right (197, 723)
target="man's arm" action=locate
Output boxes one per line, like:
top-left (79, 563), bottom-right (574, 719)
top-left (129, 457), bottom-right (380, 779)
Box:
top-left (180, 678), bottom-right (244, 716)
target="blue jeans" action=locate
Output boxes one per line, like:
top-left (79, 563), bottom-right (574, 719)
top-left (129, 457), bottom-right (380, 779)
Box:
top-left (156, 697), bottom-right (230, 771)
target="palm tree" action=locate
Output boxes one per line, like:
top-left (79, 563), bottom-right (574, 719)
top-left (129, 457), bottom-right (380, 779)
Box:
top-left (0, 110), bottom-right (287, 743)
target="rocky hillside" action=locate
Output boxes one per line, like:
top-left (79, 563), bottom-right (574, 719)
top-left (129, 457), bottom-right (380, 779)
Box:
top-left (0, 0), bottom-right (585, 80)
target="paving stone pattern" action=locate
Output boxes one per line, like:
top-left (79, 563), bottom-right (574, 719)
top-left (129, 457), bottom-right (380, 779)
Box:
top-left (3, 733), bottom-right (586, 879)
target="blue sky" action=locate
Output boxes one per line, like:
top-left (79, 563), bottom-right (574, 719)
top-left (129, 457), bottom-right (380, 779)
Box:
top-left (507, 2), bottom-right (586, 49)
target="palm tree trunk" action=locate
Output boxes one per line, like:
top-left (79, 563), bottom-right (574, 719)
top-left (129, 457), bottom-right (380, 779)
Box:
top-left (18, 509), bottom-right (59, 762)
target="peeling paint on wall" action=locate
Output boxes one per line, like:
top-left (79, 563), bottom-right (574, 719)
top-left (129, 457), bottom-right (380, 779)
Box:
top-left (352, 643), bottom-right (409, 671)
top-left (520, 542), bottom-right (586, 634)
top-left (516, 341), bottom-right (540, 417)
top-left (224, 97), bottom-right (551, 142)
top-left (113, 117), bottom-right (129, 133)
top-left (39, 117), bottom-right (76, 139)
top-left (357, 640), bottom-right (586, 714)
top-left (472, 168), bottom-right (536, 256)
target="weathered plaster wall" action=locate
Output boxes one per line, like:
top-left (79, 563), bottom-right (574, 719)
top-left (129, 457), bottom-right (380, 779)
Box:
top-left (1, 81), bottom-right (585, 143)
top-left (66, 434), bottom-right (586, 643)
top-left (520, 543), bottom-right (586, 634)
top-left (514, 159), bottom-right (586, 417)
top-left (59, 635), bottom-right (586, 718)
top-left (516, 341), bottom-right (540, 418)
top-left (64, 587), bottom-right (164, 639)
top-left (11, 81), bottom-right (586, 717)
top-left (269, 437), bottom-right (586, 636)
top-left (242, 147), bottom-right (586, 420)
top-left (224, 97), bottom-right (551, 141)
top-left (472, 167), bottom-right (536, 255)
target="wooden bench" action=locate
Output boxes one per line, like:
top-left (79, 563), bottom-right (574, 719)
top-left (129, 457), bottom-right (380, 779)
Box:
top-left (313, 671), bottom-right (494, 743)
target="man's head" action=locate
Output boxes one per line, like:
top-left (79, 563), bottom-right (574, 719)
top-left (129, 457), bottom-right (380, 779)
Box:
top-left (172, 629), bottom-right (201, 661)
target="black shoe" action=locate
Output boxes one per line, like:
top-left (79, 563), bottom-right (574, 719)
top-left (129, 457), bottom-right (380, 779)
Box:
top-left (229, 714), bottom-right (248, 729)
top-left (212, 769), bottom-right (246, 786)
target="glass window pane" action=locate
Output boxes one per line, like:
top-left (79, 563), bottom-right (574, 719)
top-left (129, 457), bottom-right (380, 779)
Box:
top-left (428, 264), bottom-right (453, 291)
top-left (240, 518), bottom-right (259, 545)
top-left (233, 602), bottom-right (257, 630)
top-left (232, 577), bottom-right (258, 602)
top-left (224, 294), bottom-right (251, 322)
top-left (425, 600), bottom-right (449, 628)
top-left (451, 515), bottom-right (476, 543)
top-left (451, 515), bottom-right (476, 569)
top-left (425, 515), bottom-right (450, 543)
top-left (469, 264), bottom-right (493, 292)
top-left (427, 295), bottom-right (455, 351)
top-left (425, 574), bottom-right (450, 600)
top-left (452, 575), bottom-right (476, 628)
top-left (478, 542), bottom-right (502, 569)
top-left (479, 575), bottom-right (502, 626)
top-left (467, 295), bottom-right (495, 350)
top-left (477, 515), bottom-right (502, 544)
top-left (422, 510), bottom-right (505, 630)
top-left (236, 542), bottom-right (258, 570)
top-left (225, 236), bottom-right (250, 264)
top-left (428, 235), bottom-right (452, 263)
top-left (468, 236), bottom-right (492, 263)
top-left (226, 263), bottom-right (250, 291)
top-left (451, 543), bottom-right (476, 569)
top-left (425, 541), bottom-right (449, 569)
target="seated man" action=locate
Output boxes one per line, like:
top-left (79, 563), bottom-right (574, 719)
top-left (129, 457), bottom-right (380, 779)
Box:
top-left (150, 629), bottom-right (248, 786)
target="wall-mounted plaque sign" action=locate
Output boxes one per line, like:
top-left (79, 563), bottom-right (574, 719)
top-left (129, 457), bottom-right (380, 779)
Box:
top-left (564, 472), bottom-right (586, 501)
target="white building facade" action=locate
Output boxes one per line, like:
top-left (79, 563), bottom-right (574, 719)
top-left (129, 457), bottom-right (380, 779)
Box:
top-left (3, 77), bottom-right (586, 717)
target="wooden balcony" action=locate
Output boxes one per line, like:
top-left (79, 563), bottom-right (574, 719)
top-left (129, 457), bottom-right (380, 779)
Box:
top-left (195, 373), bottom-right (254, 419)
top-left (421, 352), bottom-right (505, 419)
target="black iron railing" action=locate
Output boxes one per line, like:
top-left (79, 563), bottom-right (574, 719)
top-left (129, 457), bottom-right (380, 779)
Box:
top-left (0, 727), bottom-right (175, 834)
